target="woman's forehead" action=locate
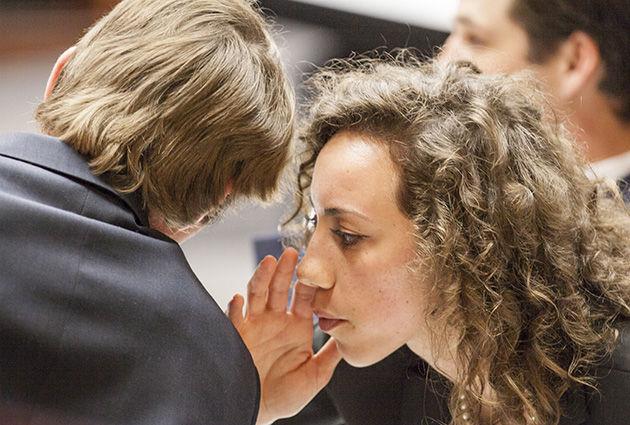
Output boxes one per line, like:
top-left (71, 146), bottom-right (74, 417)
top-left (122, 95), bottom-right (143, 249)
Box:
top-left (311, 131), bottom-right (400, 215)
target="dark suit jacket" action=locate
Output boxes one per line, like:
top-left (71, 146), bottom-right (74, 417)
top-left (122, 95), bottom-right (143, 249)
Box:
top-left (279, 322), bottom-right (630, 425)
top-left (0, 133), bottom-right (260, 425)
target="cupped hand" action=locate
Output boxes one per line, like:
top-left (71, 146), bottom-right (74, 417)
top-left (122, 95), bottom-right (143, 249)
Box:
top-left (228, 248), bottom-right (341, 425)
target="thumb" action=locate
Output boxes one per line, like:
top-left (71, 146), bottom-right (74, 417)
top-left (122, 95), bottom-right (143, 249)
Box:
top-left (312, 338), bottom-right (342, 391)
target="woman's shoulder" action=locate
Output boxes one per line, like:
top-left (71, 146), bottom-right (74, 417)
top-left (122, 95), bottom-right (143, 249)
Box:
top-left (593, 319), bottom-right (630, 384)
top-left (608, 319), bottom-right (630, 373)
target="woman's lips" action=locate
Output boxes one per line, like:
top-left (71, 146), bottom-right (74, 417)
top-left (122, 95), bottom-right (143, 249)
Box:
top-left (316, 313), bottom-right (347, 332)
top-left (317, 317), bottom-right (345, 332)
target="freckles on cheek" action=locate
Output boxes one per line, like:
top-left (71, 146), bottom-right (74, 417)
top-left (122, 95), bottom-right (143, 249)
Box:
top-left (342, 253), bottom-right (418, 313)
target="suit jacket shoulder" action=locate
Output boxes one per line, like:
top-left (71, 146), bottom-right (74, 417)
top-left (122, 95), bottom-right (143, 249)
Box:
top-left (0, 133), bottom-right (259, 425)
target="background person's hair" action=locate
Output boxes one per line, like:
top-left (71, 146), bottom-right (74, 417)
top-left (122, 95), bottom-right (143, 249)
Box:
top-left (36, 0), bottom-right (295, 229)
top-left (289, 53), bottom-right (630, 425)
top-left (510, 0), bottom-right (630, 121)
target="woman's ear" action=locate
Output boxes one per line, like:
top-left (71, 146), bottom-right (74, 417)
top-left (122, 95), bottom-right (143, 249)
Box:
top-left (44, 46), bottom-right (77, 100)
top-left (552, 31), bottom-right (601, 101)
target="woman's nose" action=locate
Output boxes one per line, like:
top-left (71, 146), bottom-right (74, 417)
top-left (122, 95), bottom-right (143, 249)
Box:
top-left (296, 244), bottom-right (334, 290)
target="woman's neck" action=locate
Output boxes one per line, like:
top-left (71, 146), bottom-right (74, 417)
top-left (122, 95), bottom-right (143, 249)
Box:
top-left (407, 331), bottom-right (540, 424)
top-left (406, 325), bottom-right (460, 383)
top-left (406, 326), bottom-right (497, 423)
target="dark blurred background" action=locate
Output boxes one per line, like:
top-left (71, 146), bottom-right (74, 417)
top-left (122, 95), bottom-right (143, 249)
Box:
top-left (0, 0), bottom-right (449, 57)
top-left (0, 0), bottom-right (455, 307)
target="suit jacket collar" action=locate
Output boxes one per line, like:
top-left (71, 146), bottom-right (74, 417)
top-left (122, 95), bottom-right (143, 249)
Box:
top-left (0, 132), bottom-right (148, 226)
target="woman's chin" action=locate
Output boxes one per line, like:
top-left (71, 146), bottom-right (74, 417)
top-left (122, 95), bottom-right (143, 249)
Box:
top-left (336, 340), bottom-right (394, 368)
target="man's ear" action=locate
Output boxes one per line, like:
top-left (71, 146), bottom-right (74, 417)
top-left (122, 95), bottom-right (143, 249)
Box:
top-left (224, 179), bottom-right (233, 200)
top-left (44, 46), bottom-right (77, 100)
top-left (552, 31), bottom-right (601, 101)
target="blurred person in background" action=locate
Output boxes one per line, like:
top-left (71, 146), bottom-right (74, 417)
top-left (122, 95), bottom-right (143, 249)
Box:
top-left (250, 57), bottom-right (630, 425)
top-left (441, 0), bottom-right (630, 201)
top-left (0, 0), bottom-right (340, 424)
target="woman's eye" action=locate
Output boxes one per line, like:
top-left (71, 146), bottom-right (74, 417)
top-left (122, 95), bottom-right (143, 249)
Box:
top-left (332, 229), bottom-right (364, 248)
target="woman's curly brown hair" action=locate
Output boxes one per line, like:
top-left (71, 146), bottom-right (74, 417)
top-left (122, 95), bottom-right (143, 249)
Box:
top-left (287, 52), bottom-right (630, 424)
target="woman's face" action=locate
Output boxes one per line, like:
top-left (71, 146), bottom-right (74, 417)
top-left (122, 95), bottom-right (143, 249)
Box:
top-left (296, 130), bottom-right (429, 367)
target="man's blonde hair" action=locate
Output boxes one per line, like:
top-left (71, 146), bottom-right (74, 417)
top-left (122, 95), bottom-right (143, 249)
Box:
top-left (36, 0), bottom-right (295, 228)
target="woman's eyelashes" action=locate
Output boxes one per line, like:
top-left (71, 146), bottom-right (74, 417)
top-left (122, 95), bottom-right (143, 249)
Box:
top-left (305, 212), bottom-right (366, 249)
top-left (331, 228), bottom-right (365, 248)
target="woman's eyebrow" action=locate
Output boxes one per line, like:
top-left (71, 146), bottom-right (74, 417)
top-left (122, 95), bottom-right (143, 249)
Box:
top-left (309, 195), bottom-right (371, 222)
top-left (323, 207), bottom-right (371, 222)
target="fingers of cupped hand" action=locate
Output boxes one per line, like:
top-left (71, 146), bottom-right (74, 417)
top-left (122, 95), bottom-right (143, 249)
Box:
top-left (247, 248), bottom-right (300, 316)
top-left (267, 248), bottom-right (299, 312)
top-left (247, 255), bottom-right (277, 316)
top-left (290, 282), bottom-right (316, 319)
top-left (227, 293), bottom-right (245, 326)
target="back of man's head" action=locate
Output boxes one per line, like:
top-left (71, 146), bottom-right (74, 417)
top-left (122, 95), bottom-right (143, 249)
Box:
top-left (510, 0), bottom-right (630, 122)
top-left (36, 0), bottom-right (295, 229)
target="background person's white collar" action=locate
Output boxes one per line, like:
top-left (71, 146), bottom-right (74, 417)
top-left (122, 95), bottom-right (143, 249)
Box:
top-left (587, 150), bottom-right (630, 181)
